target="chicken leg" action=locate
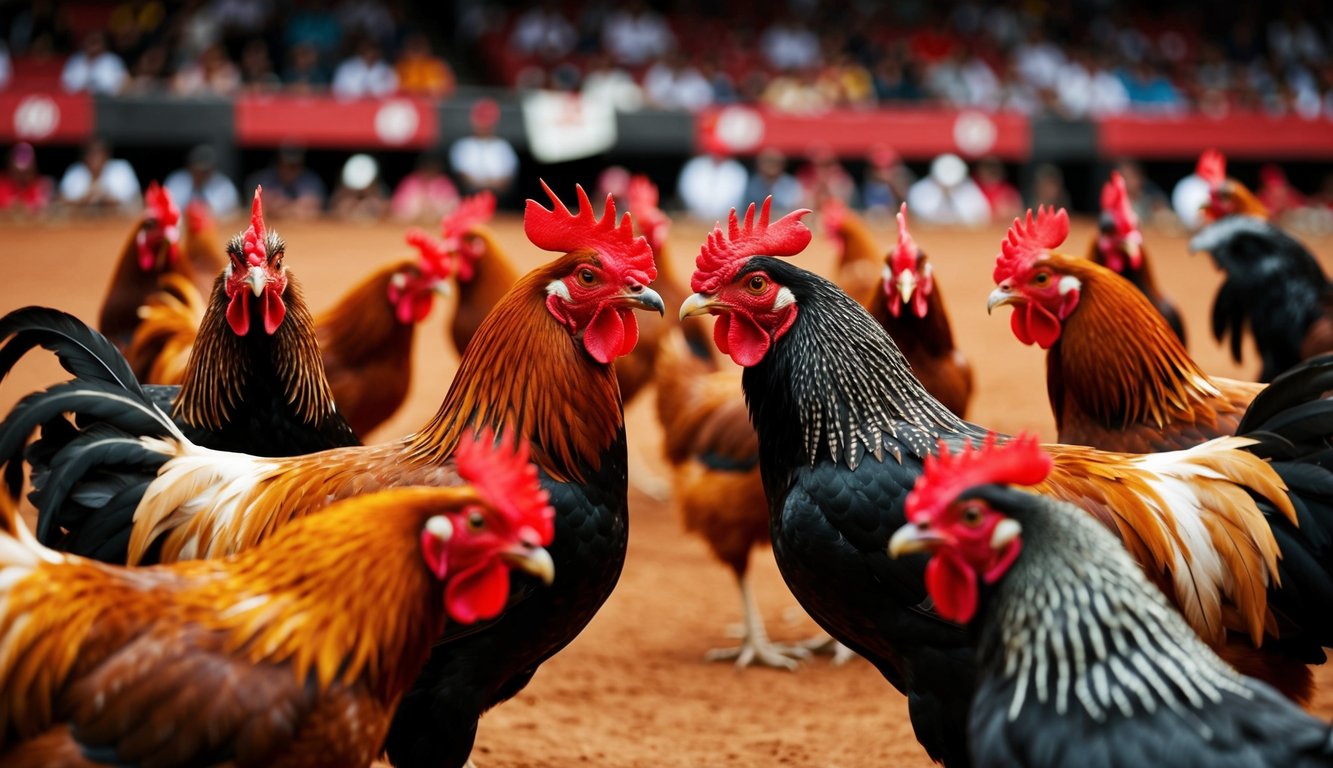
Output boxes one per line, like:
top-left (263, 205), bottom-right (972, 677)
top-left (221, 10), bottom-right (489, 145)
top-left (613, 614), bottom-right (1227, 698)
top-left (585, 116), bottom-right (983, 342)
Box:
top-left (705, 574), bottom-right (811, 670)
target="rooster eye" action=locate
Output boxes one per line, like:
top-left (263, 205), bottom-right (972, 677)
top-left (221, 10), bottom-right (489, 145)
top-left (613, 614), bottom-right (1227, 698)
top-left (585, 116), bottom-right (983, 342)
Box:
top-left (1033, 272), bottom-right (1050, 286)
top-left (960, 503), bottom-right (985, 527)
top-left (577, 268), bottom-right (597, 286)
top-left (467, 511), bottom-right (486, 531)
top-left (746, 275), bottom-right (768, 294)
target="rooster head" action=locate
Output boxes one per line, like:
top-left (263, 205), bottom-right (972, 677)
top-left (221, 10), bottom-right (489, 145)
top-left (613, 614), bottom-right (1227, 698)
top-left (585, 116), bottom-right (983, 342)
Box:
top-left (223, 186), bottom-right (289, 337)
top-left (420, 427), bottom-right (556, 624)
top-left (1096, 171), bottom-right (1142, 274)
top-left (442, 191), bottom-right (496, 283)
top-left (987, 206), bottom-right (1077, 350)
top-left (136, 181), bottom-right (182, 272)
top-left (882, 204), bottom-right (934, 319)
top-left (394, 227), bottom-right (457, 325)
top-left (626, 174), bottom-right (670, 257)
top-left (526, 181), bottom-right (664, 364)
top-left (678, 197), bottom-right (814, 367)
top-left (888, 433), bottom-right (1052, 624)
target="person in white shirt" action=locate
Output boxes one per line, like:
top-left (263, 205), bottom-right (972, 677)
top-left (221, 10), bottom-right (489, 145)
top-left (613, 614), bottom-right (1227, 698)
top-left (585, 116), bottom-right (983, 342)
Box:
top-left (61, 31), bottom-right (128, 95)
top-left (59, 138), bottom-right (141, 215)
top-left (677, 145), bottom-right (748, 221)
top-left (601, 0), bottom-right (674, 67)
top-left (906, 153), bottom-right (990, 227)
top-left (164, 144), bottom-right (240, 219)
top-left (449, 99), bottom-right (519, 201)
top-left (331, 38), bottom-right (398, 98)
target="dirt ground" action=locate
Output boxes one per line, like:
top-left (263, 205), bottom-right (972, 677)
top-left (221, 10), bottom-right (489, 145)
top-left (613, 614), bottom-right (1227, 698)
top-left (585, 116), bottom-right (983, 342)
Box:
top-left (3, 211), bottom-right (1333, 767)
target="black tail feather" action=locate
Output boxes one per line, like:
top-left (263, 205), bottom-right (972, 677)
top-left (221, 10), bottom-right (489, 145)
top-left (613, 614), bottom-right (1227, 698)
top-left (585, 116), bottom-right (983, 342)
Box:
top-left (0, 306), bottom-right (146, 397)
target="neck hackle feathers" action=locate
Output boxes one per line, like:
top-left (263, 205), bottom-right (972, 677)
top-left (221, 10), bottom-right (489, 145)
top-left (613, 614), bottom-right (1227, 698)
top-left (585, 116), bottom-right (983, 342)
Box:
top-left (1197, 148), bottom-right (1226, 189)
top-left (525, 180), bottom-right (655, 284)
top-left (456, 427), bottom-right (555, 542)
top-left (243, 186), bottom-right (268, 266)
top-left (905, 434), bottom-right (1053, 524)
top-left (691, 197), bottom-right (814, 293)
top-left (992, 206), bottom-right (1070, 283)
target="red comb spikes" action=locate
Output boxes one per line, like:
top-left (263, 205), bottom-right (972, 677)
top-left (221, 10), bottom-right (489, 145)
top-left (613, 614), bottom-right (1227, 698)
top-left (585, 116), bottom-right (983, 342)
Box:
top-left (1101, 171), bottom-right (1140, 237)
top-left (455, 427), bottom-right (555, 545)
top-left (405, 227), bottom-right (453, 277)
top-left (691, 197), bottom-right (814, 293)
top-left (441, 191), bottom-right (496, 245)
top-left (144, 181), bottom-right (180, 228)
top-left (992, 206), bottom-right (1070, 283)
top-left (243, 186), bottom-right (268, 267)
top-left (525, 180), bottom-right (655, 281)
top-left (1197, 149), bottom-right (1226, 188)
top-left (905, 433), bottom-right (1053, 525)
top-left (892, 203), bottom-right (918, 274)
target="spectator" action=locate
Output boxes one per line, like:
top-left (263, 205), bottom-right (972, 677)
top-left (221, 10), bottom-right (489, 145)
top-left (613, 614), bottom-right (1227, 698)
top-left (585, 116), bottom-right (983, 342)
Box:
top-left (509, 0), bottom-right (578, 60)
top-left (0, 143), bottom-right (54, 218)
top-left (760, 13), bottom-right (820, 72)
top-left (212, 0), bottom-right (270, 50)
top-left (283, 42), bottom-right (329, 92)
top-left (396, 33), bottom-right (455, 97)
top-left (601, 0), bottom-right (674, 67)
top-left (245, 145), bottom-right (326, 220)
top-left (176, 0), bottom-right (220, 62)
top-left (238, 39), bottom-right (281, 91)
top-left (581, 53), bottom-right (645, 112)
top-left (391, 151), bottom-right (460, 223)
top-left (1120, 60), bottom-right (1186, 114)
top-left (330, 153), bottom-right (389, 222)
top-left (0, 43), bottom-right (10, 92)
top-left (61, 31), bottom-right (128, 95)
top-left (59, 138), bottom-right (141, 215)
top-left (862, 145), bottom-right (915, 217)
top-left (873, 56), bottom-right (923, 102)
top-left (677, 141), bottom-right (748, 221)
top-left (972, 158), bottom-right (1021, 223)
top-left (906, 153), bottom-right (989, 227)
top-left (125, 44), bottom-right (169, 93)
top-left (332, 37), bottom-right (398, 98)
top-left (795, 146), bottom-right (857, 209)
top-left (8, 0), bottom-right (73, 56)
top-left (1028, 163), bottom-right (1071, 211)
top-left (449, 99), bottom-right (519, 201)
top-left (285, 0), bottom-right (341, 65)
top-left (643, 52), bottom-right (714, 112)
top-left (337, 0), bottom-right (397, 51)
top-left (743, 148), bottom-right (802, 212)
top-left (171, 41), bottom-right (241, 96)
top-left (164, 144), bottom-right (240, 219)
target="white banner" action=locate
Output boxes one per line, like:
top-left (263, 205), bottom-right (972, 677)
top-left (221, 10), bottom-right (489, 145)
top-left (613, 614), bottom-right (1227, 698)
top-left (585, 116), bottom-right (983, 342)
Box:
top-left (522, 90), bottom-right (618, 164)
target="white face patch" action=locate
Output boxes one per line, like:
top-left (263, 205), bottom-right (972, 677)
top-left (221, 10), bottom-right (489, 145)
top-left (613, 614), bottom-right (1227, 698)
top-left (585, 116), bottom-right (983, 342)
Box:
top-left (425, 515), bottom-right (454, 542)
top-left (1057, 275), bottom-right (1081, 296)
top-left (991, 518), bottom-right (1022, 549)
top-left (545, 279), bottom-right (571, 302)
top-left (773, 286), bottom-right (796, 310)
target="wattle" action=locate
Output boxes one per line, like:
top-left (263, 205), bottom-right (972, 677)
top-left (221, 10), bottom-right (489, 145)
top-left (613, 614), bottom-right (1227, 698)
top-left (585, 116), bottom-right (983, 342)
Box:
top-left (583, 305), bottom-right (639, 363)
top-left (714, 313), bottom-right (771, 367)
top-left (446, 562), bottom-right (512, 624)
top-left (262, 291), bottom-right (287, 335)
top-left (226, 292), bottom-right (251, 336)
top-left (1011, 303), bottom-right (1062, 349)
top-left (925, 549), bottom-right (978, 624)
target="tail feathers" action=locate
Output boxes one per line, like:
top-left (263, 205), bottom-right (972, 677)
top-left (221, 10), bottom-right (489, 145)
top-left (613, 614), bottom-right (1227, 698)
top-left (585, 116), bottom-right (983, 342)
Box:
top-left (0, 479), bottom-right (51, 571)
top-left (1239, 354), bottom-right (1333, 436)
top-left (0, 306), bottom-right (145, 397)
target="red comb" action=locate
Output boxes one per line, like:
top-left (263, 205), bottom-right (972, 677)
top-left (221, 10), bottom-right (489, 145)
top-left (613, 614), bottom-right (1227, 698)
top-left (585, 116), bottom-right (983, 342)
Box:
top-left (525, 181), bottom-right (655, 281)
top-left (891, 203), bottom-right (918, 274)
top-left (626, 174), bottom-right (669, 251)
top-left (905, 433), bottom-right (1053, 525)
top-left (455, 427), bottom-right (555, 545)
top-left (992, 206), bottom-right (1069, 283)
top-left (242, 186), bottom-right (267, 267)
top-left (691, 197), bottom-right (813, 293)
top-left (144, 181), bottom-right (180, 228)
top-left (1100, 171), bottom-right (1139, 237)
top-left (405, 227), bottom-right (453, 277)
top-left (441, 191), bottom-right (496, 245)
top-left (1197, 149), bottom-right (1226, 188)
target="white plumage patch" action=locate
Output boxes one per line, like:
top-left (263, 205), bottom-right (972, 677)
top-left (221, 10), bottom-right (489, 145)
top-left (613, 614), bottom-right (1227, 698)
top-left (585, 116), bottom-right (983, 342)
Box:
top-left (773, 286), bottom-right (797, 310)
top-left (1058, 275), bottom-right (1081, 296)
top-left (545, 279), bottom-right (571, 302)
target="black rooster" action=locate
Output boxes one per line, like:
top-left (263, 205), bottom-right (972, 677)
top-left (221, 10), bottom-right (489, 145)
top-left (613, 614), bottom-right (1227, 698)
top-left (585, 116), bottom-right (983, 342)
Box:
top-left (1191, 214), bottom-right (1333, 382)
top-left (889, 434), bottom-right (1333, 768)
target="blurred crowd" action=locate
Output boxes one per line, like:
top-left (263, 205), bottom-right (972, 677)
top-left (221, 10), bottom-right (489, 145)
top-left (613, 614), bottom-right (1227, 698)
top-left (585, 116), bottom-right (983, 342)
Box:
top-left (2, 0), bottom-right (454, 98)
top-left (470, 0), bottom-right (1333, 119)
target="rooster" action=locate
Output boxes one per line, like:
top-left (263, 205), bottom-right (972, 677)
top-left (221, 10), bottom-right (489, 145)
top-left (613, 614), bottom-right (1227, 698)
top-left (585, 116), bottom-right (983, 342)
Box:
top-left (97, 182), bottom-right (221, 350)
top-left (1197, 148), bottom-right (1270, 223)
top-left (679, 199), bottom-right (1333, 766)
top-left (0, 430), bottom-right (556, 768)
top-left (889, 435), bottom-right (1333, 768)
top-left (821, 196), bottom-right (883, 308)
top-left (1089, 171), bottom-right (1186, 344)
top-left (989, 207), bottom-right (1263, 453)
top-left (864, 204), bottom-right (972, 418)
top-left (0, 182), bottom-right (664, 768)
top-left (444, 191), bottom-right (517, 357)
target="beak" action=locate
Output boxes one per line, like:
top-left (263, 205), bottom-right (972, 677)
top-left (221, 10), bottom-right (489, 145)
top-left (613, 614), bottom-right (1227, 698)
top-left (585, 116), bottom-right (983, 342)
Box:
top-left (614, 284), bottom-right (665, 315)
top-left (433, 280), bottom-right (453, 298)
top-left (245, 265), bottom-right (267, 297)
top-left (987, 284), bottom-right (1020, 315)
top-left (888, 522), bottom-right (949, 558)
top-left (501, 543), bottom-right (556, 585)
top-left (896, 270), bottom-right (917, 304)
top-left (679, 292), bottom-right (722, 320)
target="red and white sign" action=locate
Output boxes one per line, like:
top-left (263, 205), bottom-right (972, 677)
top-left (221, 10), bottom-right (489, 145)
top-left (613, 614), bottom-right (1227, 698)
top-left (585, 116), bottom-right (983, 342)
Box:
top-left (0, 92), bottom-right (93, 143)
top-left (235, 95), bottom-right (437, 149)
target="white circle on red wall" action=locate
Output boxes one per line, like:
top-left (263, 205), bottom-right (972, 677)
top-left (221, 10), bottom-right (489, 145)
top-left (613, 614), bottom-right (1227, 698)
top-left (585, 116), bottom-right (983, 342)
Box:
top-left (14, 95), bottom-right (60, 140)
top-left (375, 99), bottom-right (420, 145)
top-left (714, 106), bottom-right (765, 152)
top-left (953, 111), bottom-right (997, 156)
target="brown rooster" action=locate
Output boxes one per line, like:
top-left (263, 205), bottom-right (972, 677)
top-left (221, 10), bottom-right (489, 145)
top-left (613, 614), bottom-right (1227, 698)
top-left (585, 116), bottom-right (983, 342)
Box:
top-left (820, 196), bottom-right (883, 308)
top-left (1089, 170), bottom-right (1186, 344)
top-left (443, 191), bottom-right (517, 357)
top-left (1197, 148), bottom-right (1270, 223)
top-left (863, 204), bottom-right (973, 418)
top-left (98, 182), bottom-right (222, 349)
top-left (0, 430), bottom-right (555, 768)
top-left (1, 182), bottom-right (664, 768)
top-left (990, 206), bottom-right (1263, 453)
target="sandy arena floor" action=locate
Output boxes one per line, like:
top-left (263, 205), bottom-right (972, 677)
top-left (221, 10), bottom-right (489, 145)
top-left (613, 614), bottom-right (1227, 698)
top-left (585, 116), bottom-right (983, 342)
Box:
top-left (2, 211), bottom-right (1333, 767)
